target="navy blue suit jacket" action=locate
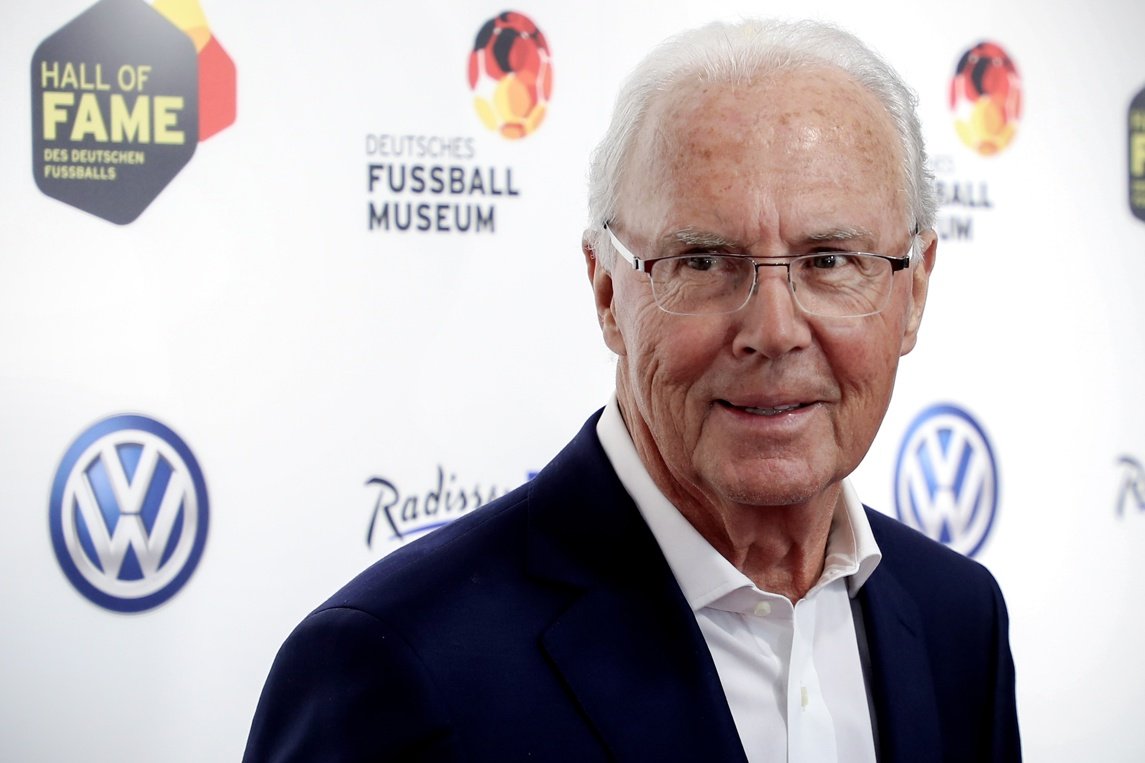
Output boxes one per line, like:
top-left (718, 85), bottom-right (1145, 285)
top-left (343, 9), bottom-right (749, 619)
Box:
top-left (245, 413), bottom-right (1020, 761)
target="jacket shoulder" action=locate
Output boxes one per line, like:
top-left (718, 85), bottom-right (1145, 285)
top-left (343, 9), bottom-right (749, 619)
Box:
top-left (320, 482), bottom-right (534, 620)
top-left (864, 506), bottom-right (1002, 596)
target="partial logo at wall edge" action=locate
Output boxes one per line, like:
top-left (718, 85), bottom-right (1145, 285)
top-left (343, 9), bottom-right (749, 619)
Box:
top-left (1130, 85), bottom-right (1145, 223)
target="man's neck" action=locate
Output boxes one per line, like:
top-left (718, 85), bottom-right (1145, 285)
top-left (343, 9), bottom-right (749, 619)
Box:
top-left (618, 394), bottom-right (839, 602)
top-left (670, 490), bottom-right (838, 601)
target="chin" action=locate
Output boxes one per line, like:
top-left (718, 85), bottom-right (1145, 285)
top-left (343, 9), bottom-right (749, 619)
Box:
top-left (706, 461), bottom-right (828, 509)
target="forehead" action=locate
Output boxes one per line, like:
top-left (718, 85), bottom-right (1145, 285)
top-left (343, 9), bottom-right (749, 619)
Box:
top-left (623, 67), bottom-right (907, 243)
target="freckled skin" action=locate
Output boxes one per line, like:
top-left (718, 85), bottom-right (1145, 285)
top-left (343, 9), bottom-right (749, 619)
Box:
top-left (585, 67), bottom-right (937, 598)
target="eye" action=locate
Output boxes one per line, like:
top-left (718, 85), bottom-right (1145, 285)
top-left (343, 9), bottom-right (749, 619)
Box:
top-left (682, 255), bottom-right (720, 272)
top-left (807, 253), bottom-right (851, 269)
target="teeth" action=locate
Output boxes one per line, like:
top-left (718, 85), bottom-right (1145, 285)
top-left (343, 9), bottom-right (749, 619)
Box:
top-left (743, 404), bottom-right (801, 416)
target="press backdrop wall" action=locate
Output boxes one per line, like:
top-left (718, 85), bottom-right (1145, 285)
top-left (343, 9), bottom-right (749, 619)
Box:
top-left (3, 1), bottom-right (1145, 760)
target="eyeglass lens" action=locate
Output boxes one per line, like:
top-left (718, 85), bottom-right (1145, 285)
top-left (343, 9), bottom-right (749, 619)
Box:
top-left (649, 254), bottom-right (896, 317)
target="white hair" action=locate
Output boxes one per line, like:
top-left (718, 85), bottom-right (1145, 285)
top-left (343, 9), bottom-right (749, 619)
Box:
top-left (586, 19), bottom-right (936, 263)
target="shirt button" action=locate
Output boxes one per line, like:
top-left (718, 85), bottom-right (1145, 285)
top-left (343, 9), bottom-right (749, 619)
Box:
top-left (752, 601), bottom-right (772, 617)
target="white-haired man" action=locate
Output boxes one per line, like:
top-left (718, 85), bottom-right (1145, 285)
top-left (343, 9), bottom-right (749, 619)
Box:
top-left (246, 19), bottom-right (1020, 762)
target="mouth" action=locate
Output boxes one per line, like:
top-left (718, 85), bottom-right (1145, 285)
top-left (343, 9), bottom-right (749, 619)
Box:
top-left (718, 400), bottom-right (817, 417)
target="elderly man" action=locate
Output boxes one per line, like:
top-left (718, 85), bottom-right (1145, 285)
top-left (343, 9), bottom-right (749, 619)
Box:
top-left (245, 19), bottom-right (1020, 762)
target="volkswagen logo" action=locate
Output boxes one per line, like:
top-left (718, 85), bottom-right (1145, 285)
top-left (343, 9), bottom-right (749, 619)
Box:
top-left (49, 414), bottom-right (209, 612)
top-left (894, 403), bottom-right (999, 557)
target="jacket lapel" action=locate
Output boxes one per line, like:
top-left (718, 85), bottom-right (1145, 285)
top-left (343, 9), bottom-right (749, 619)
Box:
top-left (541, 575), bottom-right (747, 761)
top-left (859, 556), bottom-right (944, 762)
top-left (526, 413), bottom-right (747, 762)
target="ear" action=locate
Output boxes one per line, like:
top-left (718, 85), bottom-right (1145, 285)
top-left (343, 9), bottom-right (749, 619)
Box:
top-left (900, 229), bottom-right (937, 356)
top-left (583, 233), bottom-right (627, 356)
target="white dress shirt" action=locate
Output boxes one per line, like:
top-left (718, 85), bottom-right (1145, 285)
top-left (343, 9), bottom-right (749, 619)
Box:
top-left (596, 398), bottom-right (882, 763)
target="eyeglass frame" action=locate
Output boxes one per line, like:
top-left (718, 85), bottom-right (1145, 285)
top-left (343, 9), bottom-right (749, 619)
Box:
top-left (601, 221), bottom-right (918, 317)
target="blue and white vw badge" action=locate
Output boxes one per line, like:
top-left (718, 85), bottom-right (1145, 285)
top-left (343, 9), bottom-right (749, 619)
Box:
top-left (49, 415), bottom-right (209, 613)
top-left (894, 403), bottom-right (999, 557)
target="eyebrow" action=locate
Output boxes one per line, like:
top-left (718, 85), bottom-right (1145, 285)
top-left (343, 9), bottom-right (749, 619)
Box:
top-left (662, 225), bottom-right (877, 252)
top-left (667, 229), bottom-right (739, 249)
top-left (804, 226), bottom-right (875, 244)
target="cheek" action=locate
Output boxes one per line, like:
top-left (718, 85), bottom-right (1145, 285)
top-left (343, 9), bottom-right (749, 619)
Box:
top-left (825, 280), bottom-right (913, 367)
top-left (821, 322), bottom-right (904, 409)
top-left (633, 319), bottom-right (723, 388)
top-left (622, 313), bottom-right (727, 420)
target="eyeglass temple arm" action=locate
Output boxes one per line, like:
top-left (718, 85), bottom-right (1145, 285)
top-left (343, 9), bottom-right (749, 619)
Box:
top-left (602, 222), bottom-right (648, 272)
top-left (891, 224), bottom-right (923, 271)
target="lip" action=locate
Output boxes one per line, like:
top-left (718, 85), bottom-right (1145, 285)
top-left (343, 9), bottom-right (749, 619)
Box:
top-left (713, 398), bottom-right (826, 432)
top-left (717, 398), bottom-right (819, 415)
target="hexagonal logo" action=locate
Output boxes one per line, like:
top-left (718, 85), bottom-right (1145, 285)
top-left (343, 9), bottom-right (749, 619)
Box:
top-left (31, 0), bottom-right (235, 224)
top-left (468, 11), bottom-right (552, 140)
top-left (949, 41), bottom-right (1021, 157)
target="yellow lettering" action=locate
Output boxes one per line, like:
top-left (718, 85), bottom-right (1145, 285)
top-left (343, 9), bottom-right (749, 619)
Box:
top-left (70, 93), bottom-right (108, 141)
top-left (41, 89), bottom-right (188, 145)
top-left (1132, 133), bottom-right (1145, 177)
top-left (42, 91), bottom-right (74, 140)
top-left (40, 61), bottom-right (60, 89)
top-left (116, 65), bottom-right (152, 92)
top-left (153, 96), bottom-right (184, 144)
top-left (110, 94), bottom-right (150, 142)
top-left (45, 63), bottom-right (112, 92)
top-left (60, 62), bottom-right (78, 89)
top-left (88, 64), bottom-right (110, 91)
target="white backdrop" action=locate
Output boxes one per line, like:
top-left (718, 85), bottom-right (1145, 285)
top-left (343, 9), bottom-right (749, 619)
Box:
top-left (3, 0), bottom-right (1145, 760)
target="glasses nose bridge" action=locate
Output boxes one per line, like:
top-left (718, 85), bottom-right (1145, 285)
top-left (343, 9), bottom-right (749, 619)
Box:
top-left (748, 259), bottom-right (796, 298)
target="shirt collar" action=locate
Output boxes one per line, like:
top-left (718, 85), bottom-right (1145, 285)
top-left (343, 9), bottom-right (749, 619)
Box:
top-left (595, 396), bottom-right (881, 608)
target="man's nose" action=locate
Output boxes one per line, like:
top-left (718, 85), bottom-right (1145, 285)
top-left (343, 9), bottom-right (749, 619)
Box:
top-left (730, 266), bottom-right (813, 359)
